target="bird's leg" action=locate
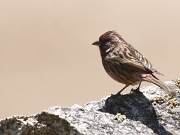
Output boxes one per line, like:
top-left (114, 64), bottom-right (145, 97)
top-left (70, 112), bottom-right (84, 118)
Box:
top-left (136, 82), bottom-right (142, 91)
top-left (116, 85), bottom-right (129, 96)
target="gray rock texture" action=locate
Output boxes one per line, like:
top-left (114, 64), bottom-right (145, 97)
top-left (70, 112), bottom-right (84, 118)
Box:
top-left (0, 78), bottom-right (180, 135)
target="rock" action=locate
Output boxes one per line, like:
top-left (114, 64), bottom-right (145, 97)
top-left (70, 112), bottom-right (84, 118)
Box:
top-left (0, 78), bottom-right (180, 135)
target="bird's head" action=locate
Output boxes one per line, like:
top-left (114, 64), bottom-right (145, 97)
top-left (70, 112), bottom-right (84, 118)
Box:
top-left (92, 31), bottom-right (123, 55)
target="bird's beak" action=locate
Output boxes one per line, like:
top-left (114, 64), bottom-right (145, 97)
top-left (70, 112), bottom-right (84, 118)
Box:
top-left (92, 41), bottom-right (101, 46)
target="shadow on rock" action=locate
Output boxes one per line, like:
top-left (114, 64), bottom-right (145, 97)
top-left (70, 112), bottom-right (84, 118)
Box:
top-left (99, 91), bottom-right (172, 135)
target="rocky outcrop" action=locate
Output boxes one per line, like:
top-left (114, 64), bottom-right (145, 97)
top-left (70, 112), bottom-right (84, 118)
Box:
top-left (0, 78), bottom-right (180, 135)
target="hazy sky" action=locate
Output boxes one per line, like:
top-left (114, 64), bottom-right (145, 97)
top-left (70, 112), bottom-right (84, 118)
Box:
top-left (0, 0), bottom-right (180, 119)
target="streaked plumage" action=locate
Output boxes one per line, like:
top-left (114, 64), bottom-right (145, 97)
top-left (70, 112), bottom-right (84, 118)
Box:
top-left (92, 31), bottom-right (176, 96)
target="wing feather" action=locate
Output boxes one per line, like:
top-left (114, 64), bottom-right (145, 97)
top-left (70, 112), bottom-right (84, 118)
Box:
top-left (105, 42), bottom-right (163, 75)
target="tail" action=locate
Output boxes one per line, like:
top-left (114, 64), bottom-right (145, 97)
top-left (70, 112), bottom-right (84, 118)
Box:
top-left (143, 74), bottom-right (176, 96)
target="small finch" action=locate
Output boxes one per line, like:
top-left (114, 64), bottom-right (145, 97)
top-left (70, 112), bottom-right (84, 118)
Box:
top-left (92, 31), bottom-right (176, 96)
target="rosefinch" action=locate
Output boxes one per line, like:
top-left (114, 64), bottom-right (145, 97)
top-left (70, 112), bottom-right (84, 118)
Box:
top-left (92, 31), bottom-right (176, 96)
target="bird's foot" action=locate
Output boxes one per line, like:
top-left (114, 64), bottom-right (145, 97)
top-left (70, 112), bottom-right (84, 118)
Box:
top-left (130, 87), bottom-right (142, 94)
top-left (112, 91), bottom-right (122, 97)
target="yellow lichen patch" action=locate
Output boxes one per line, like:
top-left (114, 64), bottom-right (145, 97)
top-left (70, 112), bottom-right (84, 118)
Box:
top-left (114, 113), bottom-right (126, 123)
top-left (167, 98), bottom-right (179, 108)
top-left (151, 96), bottom-right (164, 104)
top-left (175, 79), bottom-right (180, 88)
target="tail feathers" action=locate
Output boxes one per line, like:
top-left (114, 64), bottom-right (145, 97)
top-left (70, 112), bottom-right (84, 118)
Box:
top-left (144, 75), bottom-right (176, 96)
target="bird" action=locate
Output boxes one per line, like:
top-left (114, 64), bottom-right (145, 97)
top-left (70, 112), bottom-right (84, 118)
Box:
top-left (92, 31), bottom-right (176, 96)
